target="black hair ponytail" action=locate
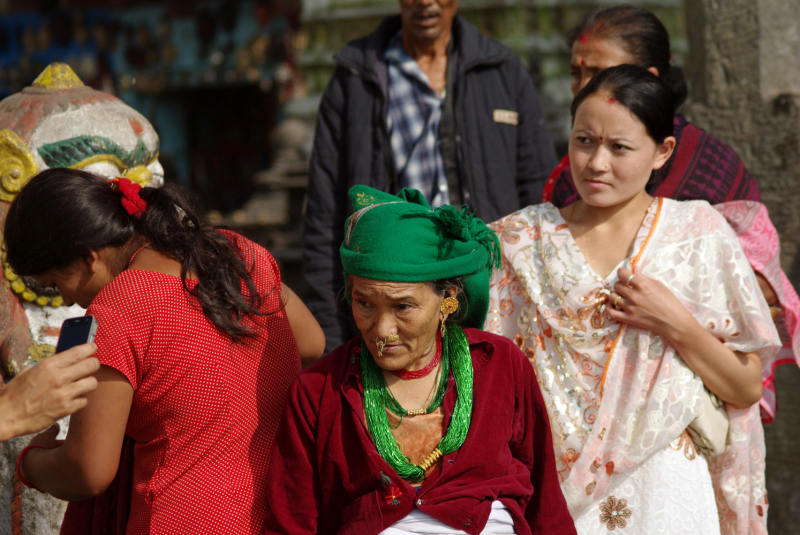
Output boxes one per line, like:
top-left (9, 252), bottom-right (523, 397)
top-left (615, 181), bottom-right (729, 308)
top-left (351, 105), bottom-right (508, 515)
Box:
top-left (4, 168), bottom-right (273, 342)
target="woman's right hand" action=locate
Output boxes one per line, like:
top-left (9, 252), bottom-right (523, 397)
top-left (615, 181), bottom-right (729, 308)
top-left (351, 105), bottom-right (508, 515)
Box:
top-left (607, 267), bottom-right (763, 408)
top-left (605, 267), bottom-right (697, 340)
top-left (0, 344), bottom-right (99, 442)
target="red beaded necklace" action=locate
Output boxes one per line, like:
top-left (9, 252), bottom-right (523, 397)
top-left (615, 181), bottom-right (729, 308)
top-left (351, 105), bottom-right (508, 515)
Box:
top-left (127, 242), bottom-right (151, 267)
top-left (391, 333), bottom-right (442, 380)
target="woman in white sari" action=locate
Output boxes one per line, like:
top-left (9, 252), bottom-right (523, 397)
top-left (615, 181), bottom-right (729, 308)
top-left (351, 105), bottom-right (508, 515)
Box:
top-left (487, 65), bottom-right (780, 535)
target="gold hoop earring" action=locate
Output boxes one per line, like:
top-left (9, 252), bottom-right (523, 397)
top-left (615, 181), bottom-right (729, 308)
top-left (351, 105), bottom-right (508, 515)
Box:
top-left (440, 320), bottom-right (446, 339)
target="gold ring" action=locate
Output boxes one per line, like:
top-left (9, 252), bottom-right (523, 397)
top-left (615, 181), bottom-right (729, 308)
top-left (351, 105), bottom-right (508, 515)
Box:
top-left (613, 295), bottom-right (622, 309)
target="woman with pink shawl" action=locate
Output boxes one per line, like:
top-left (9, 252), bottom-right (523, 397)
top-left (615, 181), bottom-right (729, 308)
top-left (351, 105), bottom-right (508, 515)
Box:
top-left (488, 65), bottom-right (780, 534)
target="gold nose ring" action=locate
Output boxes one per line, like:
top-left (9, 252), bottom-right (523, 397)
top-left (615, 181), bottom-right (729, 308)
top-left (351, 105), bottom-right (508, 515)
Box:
top-left (376, 334), bottom-right (399, 357)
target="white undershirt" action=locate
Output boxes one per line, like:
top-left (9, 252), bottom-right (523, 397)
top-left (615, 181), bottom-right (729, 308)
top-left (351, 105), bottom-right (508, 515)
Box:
top-left (380, 500), bottom-right (516, 535)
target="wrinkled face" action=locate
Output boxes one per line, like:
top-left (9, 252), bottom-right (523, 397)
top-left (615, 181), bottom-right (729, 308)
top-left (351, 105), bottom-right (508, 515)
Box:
top-left (399, 0), bottom-right (458, 43)
top-left (351, 276), bottom-right (453, 371)
top-left (28, 98), bottom-right (163, 186)
top-left (569, 91), bottom-right (674, 207)
top-left (570, 35), bottom-right (634, 96)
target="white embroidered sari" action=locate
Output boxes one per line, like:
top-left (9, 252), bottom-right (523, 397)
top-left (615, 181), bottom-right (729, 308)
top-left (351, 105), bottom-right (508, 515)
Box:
top-left (486, 198), bottom-right (780, 535)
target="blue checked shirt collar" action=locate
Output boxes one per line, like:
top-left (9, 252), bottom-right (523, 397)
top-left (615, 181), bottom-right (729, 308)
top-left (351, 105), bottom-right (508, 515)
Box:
top-left (384, 33), bottom-right (450, 207)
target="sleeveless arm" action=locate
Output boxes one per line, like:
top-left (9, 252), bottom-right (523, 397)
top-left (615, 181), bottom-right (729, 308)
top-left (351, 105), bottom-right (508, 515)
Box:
top-left (21, 363), bottom-right (133, 500)
top-left (282, 282), bottom-right (326, 365)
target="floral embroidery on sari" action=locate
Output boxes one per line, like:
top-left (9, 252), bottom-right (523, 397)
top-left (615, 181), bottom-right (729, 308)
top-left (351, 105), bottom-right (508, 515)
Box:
top-left (599, 496), bottom-right (631, 530)
top-left (670, 430), bottom-right (698, 461)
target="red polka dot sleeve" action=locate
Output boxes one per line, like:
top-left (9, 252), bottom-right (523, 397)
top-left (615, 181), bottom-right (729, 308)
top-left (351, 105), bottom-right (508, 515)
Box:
top-left (86, 304), bottom-right (141, 389)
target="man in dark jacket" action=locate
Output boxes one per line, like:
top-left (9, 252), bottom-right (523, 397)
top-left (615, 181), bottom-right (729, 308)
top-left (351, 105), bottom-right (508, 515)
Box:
top-left (304, 5), bottom-right (557, 352)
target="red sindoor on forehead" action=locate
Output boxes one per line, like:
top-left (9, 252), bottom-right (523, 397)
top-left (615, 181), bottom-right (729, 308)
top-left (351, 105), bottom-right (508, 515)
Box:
top-left (580, 34), bottom-right (588, 43)
top-left (580, 59), bottom-right (585, 65)
top-left (608, 98), bottom-right (616, 104)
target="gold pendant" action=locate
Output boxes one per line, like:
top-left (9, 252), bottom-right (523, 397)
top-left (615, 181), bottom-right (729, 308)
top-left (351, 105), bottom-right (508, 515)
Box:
top-left (417, 447), bottom-right (443, 472)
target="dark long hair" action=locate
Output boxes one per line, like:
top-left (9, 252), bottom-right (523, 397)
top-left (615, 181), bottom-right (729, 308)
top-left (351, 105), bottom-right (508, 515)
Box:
top-left (4, 168), bottom-right (271, 342)
top-left (567, 4), bottom-right (688, 108)
top-left (572, 64), bottom-right (675, 145)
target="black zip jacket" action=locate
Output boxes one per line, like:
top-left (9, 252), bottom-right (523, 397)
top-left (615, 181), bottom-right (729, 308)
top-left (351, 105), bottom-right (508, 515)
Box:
top-left (303, 15), bottom-right (557, 351)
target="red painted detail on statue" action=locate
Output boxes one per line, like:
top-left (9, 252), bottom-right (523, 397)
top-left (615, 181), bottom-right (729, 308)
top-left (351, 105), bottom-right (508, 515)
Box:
top-left (12, 472), bottom-right (23, 535)
top-left (129, 118), bottom-right (144, 136)
top-left (0, 202), bottom-right (35, 375)
top-left (391, 333), bottom-right (442, 380)
top-left (40, 326), bottom-right (61, 337)
top-left (580, 59), bottom-right (585, 65)
top-left (0, 90), bottom-right (120, 143)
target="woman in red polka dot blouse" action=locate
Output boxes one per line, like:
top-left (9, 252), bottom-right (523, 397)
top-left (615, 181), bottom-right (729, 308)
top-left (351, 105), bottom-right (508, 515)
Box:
top-left (4, 168), bottom-right (325, 534)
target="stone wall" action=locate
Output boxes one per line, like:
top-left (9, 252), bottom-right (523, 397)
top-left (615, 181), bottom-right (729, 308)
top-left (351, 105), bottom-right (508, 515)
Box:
top-left (684, 0), bottom-right (800, 284)
top-left (684, 0), bottom-right (800, 532)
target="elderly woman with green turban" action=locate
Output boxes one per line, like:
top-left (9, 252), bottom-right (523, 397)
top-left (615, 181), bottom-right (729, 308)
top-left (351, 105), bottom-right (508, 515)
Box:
top-left (263, 187), bottom-right (576, 535)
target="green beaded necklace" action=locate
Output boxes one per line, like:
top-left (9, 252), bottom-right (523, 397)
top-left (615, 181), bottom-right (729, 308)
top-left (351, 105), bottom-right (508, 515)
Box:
top-left (383, 347), bottom-right (450, 426)
top-left (361, 324), bottom-right (473, 482)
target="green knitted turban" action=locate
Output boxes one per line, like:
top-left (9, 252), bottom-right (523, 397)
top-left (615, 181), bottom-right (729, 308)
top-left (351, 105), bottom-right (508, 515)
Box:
top-left (340, 186), bottom-right (501, 329)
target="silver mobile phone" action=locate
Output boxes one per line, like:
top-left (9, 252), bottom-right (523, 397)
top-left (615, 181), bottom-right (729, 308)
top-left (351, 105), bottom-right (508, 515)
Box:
top-left (55, 316), bottom-right (98, 353)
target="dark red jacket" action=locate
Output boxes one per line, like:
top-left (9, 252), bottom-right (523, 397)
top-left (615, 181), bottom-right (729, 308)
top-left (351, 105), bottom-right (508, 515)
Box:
top-left (263, 328), bottom-right (576, 535)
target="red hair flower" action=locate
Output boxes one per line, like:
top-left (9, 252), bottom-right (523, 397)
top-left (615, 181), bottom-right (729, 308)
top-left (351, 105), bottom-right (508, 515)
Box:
top-left (109, 177), bottom-right (148, 218)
